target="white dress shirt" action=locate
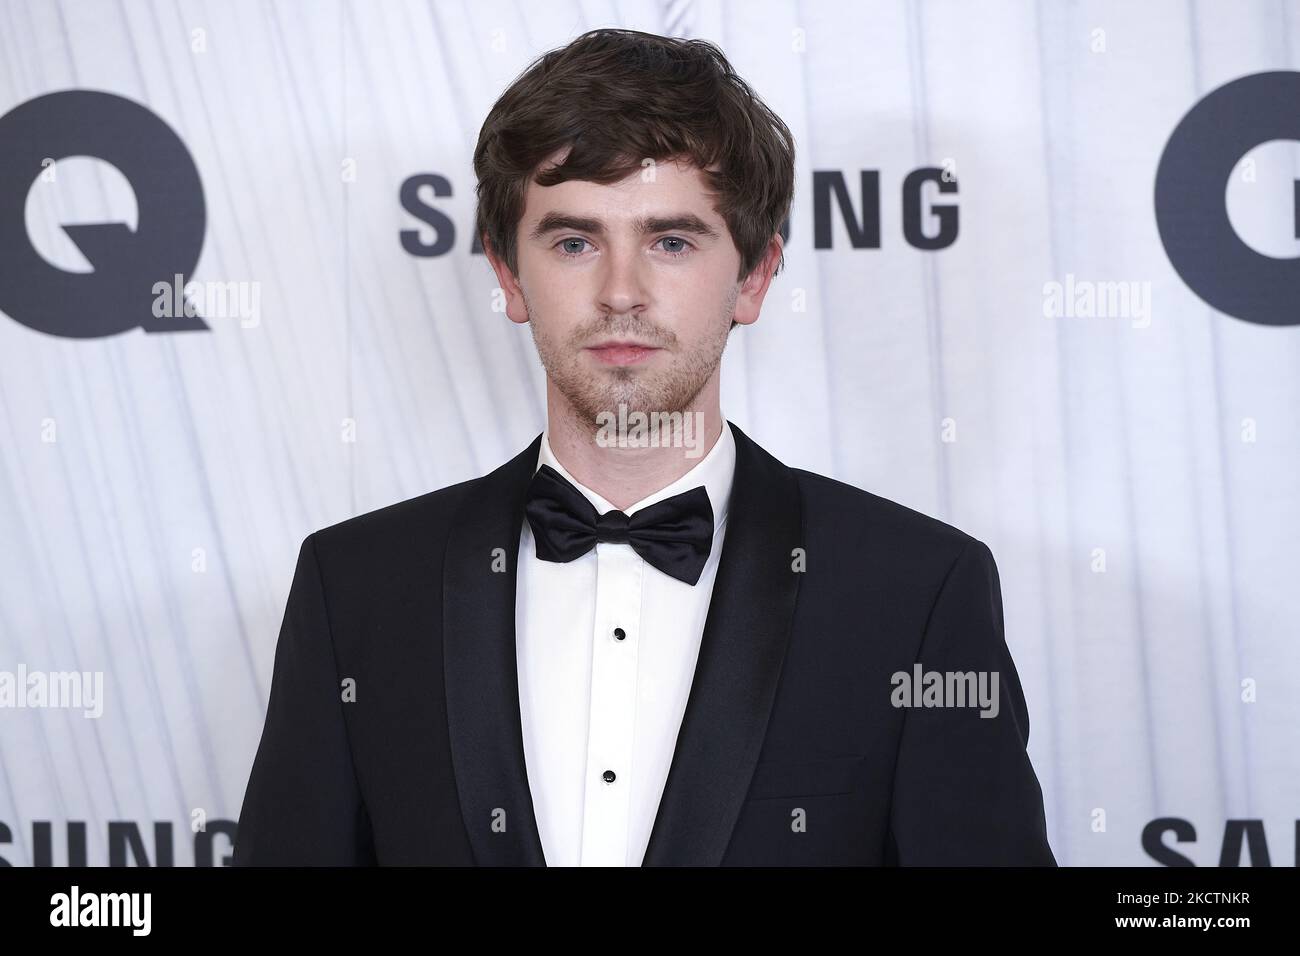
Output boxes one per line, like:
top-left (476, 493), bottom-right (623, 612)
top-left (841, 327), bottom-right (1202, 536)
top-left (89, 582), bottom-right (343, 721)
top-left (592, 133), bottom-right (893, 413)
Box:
top-left (515, 418), bottom-right (737, 866)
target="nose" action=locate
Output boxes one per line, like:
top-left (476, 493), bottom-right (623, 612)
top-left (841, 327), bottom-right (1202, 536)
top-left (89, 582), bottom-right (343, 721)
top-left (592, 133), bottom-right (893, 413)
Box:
top-left (596, 244), bottom-right (649, 318)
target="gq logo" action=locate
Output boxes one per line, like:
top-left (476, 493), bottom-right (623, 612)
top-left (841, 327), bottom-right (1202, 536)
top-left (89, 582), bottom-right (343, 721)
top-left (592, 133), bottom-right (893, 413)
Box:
top-left (1156, 71), bottom-right (1300, 327)
top-left (0, 90), bottom-right (207, 337)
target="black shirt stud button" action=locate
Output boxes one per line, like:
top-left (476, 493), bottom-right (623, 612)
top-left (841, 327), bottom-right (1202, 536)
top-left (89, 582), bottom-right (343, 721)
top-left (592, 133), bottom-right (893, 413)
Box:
top-left (613, 627), bottom-right (626, 641)
top-left (603, 769), bottom-right (617, 783)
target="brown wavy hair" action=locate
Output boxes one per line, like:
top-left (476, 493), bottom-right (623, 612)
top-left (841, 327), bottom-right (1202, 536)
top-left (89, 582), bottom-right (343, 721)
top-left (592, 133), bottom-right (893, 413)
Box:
top-left (473, 28), bottom-right (795, 284)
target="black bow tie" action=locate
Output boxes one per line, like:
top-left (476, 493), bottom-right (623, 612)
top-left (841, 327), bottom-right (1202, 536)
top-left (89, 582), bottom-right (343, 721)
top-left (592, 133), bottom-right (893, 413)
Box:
top-left (524, 464), bottom-right (715, 585)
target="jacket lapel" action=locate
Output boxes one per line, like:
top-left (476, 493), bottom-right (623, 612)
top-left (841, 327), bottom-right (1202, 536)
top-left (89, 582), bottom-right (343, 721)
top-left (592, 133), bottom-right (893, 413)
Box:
top-left (442, 422), bottom-right (804, 867)
top-left (640, 421), bottom-right (804, 865)
top-left (443, 434), bottom-right (548, 865)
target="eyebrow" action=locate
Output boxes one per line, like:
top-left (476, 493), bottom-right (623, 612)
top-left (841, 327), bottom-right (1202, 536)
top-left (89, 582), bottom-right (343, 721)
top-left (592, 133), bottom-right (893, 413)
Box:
top-left (528, 212), bottom-right (721, 241)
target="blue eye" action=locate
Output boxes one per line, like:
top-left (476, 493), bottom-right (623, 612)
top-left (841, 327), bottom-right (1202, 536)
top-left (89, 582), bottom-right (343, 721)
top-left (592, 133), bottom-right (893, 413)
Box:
top-left (557, 237), bottom-right (590, 257)
top-left (658, 236), bottom-right (692, 257)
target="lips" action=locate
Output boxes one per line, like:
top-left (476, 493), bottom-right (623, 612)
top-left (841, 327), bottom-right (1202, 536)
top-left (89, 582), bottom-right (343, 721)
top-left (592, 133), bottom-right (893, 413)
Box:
top-left (585, 341), bottom-right (661, 366)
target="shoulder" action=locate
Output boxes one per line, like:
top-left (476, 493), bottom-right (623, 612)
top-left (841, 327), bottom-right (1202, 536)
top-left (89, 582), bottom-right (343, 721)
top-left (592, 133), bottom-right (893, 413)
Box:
top-left (304, 474), bottom-right (483, 575)
top-left (292, 433), bottom-right (542, 587)
top-left (727, 422), bottom-right (987, 575)
top-left (790, 466), bottom-right (987, 574)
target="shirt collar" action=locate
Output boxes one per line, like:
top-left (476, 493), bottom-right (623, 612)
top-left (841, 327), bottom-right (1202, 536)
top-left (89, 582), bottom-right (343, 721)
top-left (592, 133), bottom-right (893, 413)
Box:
top-left (535, 415), bottom-right (736, 531)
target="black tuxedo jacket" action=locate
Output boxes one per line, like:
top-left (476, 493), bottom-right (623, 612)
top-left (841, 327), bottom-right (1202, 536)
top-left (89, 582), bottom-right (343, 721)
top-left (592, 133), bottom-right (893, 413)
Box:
top-left (232, 422), bottom-right (1056, 866)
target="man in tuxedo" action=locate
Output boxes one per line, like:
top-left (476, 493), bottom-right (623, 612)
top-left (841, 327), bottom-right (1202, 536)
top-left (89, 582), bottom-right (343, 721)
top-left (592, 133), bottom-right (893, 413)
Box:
top-left (233, 28), bottom-right (1055, 866)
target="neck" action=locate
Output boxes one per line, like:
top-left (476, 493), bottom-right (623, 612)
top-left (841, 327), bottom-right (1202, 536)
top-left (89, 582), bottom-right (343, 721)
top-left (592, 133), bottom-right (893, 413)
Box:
top-left (545, 377), bottom-right (724, 511)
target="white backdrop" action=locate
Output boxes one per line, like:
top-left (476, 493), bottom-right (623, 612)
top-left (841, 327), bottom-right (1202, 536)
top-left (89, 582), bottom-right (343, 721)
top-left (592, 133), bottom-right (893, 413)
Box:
top-left (0, 0), bottom-right (1297, 866)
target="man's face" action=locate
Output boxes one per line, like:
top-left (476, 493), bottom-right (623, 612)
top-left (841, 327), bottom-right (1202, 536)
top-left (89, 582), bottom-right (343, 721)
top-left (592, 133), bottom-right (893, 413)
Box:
top-left (488, 154), bottom-right (776, 427)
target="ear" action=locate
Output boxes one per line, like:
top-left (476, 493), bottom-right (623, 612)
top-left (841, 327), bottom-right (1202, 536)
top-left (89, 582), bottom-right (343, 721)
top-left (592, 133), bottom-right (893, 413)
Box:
top-left (483, 237), bottom-right (529, 325)
top-left (732, 234), bottom-right (784, 328)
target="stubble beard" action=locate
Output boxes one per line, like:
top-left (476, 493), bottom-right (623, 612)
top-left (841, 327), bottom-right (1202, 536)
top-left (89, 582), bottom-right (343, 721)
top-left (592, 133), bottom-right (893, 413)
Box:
top-left (525, 284), bottom-right (738, 428)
